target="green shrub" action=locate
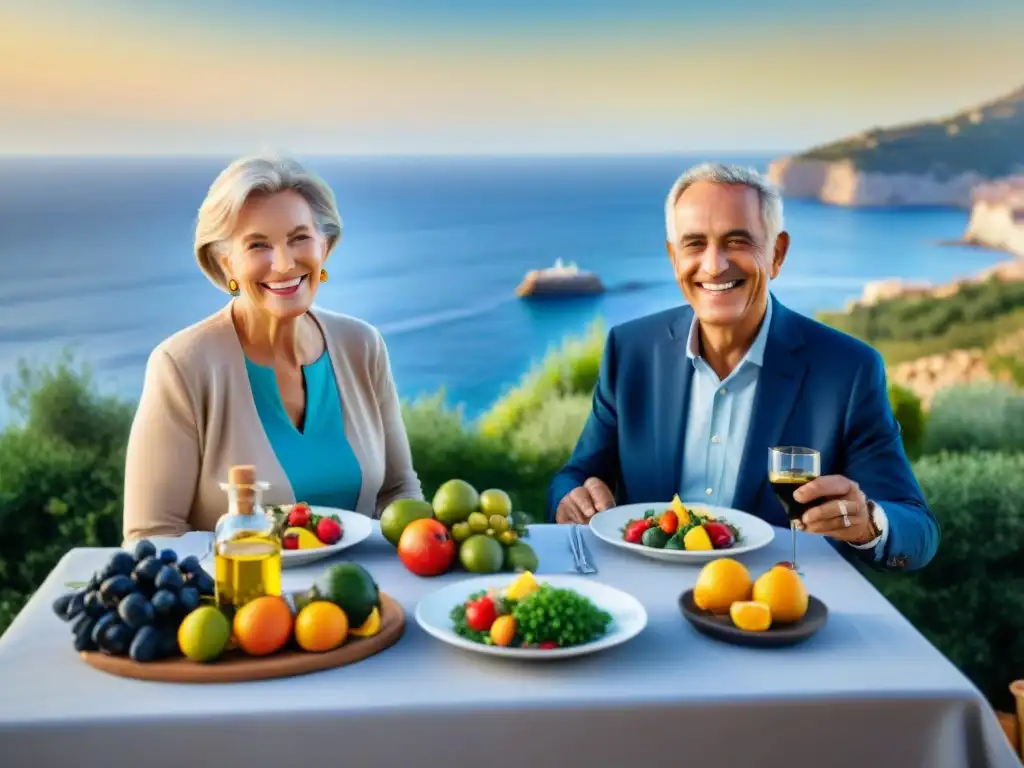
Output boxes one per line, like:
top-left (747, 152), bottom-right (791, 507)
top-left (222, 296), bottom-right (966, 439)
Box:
top-left (864, 451), bottom-right (1024, 711)
top-left (0, 357), bottom-right (131, 633)
top-left (888, 383), bottom-right (925, 459)
top-left (818, 282), bottom-right (1024, 366)
top-left (508, 393), bottom-right (592, 462)
top-left (478, 320), bottom-right (603, 441)
top-left (922, 383), bottom-right (1024, 455)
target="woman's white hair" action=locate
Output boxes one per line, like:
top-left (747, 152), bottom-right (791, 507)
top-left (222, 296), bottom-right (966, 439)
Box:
top-left (195, 153), bottom-right (343, 292)
top-left (664, 162), bottom-right (784, 246)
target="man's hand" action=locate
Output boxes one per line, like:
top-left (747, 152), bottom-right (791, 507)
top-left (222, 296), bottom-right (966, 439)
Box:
top-left (555, 478), bottom-right (615, 524)
top-left (793, 474), bottom-right (877, 545)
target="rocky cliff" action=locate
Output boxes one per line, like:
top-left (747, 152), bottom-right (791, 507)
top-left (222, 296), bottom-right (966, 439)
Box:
top-left (768, 85), bottom-right (1024, 208)
top-left (962, 177), bottom-right (1024, 256)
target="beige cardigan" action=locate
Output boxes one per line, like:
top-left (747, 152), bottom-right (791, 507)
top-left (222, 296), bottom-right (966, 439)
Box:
top-left (122, 303), bottom-right (423, 540)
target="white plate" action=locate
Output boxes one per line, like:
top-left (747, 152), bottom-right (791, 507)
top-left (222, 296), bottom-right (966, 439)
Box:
top-left (278, 506), bottom-right (373, 568)
top-left (415, 574), bottom-right (647, 660)
top-left (589, 502), bottom-right (775, 563)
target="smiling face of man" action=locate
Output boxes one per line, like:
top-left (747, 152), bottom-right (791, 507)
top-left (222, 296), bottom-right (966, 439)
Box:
top-left (667, 180), bottom-right (788, 332)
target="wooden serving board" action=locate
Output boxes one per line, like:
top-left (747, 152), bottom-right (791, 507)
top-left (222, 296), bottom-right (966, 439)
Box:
top-left (80, 593), bottom-right (405, 684)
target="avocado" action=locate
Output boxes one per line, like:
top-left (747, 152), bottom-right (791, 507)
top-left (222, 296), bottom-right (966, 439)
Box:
top-left (379, 498), bottom-right (435, 547)
top-left (305, 562), bottom-right (380, 626)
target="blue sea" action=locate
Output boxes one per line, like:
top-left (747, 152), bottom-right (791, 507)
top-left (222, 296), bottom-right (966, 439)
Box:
top-left (0, 154), bottom-right (1008, 421)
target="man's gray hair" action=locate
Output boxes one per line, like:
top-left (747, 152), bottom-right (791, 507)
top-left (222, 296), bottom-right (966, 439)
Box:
top-left (664, 162), bottom-right (784, 245)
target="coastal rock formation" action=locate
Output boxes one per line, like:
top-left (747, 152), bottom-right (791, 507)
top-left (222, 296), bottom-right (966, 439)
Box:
top-left (962, 177), bottom-right (1024, 256)
top-left (768, 85), bottom-right (1024, 208)
top-left (847, 258), bottom-right (1024, 310)
top-left (889, 350), bottom-right (1000, 410)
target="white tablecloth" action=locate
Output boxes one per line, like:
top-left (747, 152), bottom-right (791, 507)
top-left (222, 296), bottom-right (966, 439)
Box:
top-left (0, 524), bottom-right (1016, 768)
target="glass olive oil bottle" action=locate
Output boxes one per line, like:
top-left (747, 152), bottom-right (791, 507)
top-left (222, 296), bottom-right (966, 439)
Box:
top-left (213, 465), bottom-right (282, 610)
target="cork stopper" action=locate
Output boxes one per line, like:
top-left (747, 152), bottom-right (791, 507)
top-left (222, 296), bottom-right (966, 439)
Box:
top-left (228, 465), bottom-right (257, 486)
top-left (228, 464), bottom-right (257, 515)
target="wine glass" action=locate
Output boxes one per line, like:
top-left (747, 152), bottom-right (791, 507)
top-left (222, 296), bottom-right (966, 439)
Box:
top-left (768, 446), bottom-right (821, 574)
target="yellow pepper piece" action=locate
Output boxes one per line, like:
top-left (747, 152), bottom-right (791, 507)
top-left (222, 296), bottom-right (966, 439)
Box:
top-left (506, 571), bottom-right (540, 601)
top-left (682, 524), bottom-right (713, 551)
top-left (670, 494), bottom-right (691, 526)
top-left (284, 527), bottom-right (326, 550)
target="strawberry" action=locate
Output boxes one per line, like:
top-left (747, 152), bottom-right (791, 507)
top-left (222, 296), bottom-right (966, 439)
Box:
top-left (538, 641), bottom-right (559, 649)
top-left (704, 521), bottom-right (734, 549)
top-left (288, 503), bottom-right (311, 528)
top-left (623, 518), bottom-right (654, 544)
top-left (316, 517), bottom-right (343, 545)
top-left (282, 533), bottom-right (299, 550)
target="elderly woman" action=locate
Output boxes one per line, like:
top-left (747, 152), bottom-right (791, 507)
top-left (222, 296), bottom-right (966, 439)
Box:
top-left (123, 154), bottom-right (422, 540)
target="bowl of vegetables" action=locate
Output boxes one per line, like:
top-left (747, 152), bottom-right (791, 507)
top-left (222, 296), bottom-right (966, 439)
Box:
top-left (414, 571), bottom-right (647, 659)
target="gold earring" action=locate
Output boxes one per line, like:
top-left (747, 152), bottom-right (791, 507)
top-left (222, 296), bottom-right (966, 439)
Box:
top-left (227, 278), bottom-right (240, 295)
top-left (320, 268), bottom-right (328, 283)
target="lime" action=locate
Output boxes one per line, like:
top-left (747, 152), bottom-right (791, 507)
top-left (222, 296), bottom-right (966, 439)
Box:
top-left (479, 489), bottom-right (512, 517)
top-left (497, 530), bottom-right (518, 545)
top-left (503, 541), bottom-right (539, 573)
top-left (451, 521), bottom-right (472, 542)
top-left (177, 606), bottom-right (231, 662)
top-left (489, 515), bottom-right (509, 533)
top-left (432, 479), bottom-right (480, 527)
top-left (459, 534), bottom-right (505, 574)
top-left (380, 498), bottom-right (434, 547)
top-left (467, 511), bottom-right (489, 534)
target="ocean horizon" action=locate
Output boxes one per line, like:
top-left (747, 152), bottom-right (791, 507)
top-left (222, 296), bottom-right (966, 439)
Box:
top-left (0, 153), bottom-right (1009, 423)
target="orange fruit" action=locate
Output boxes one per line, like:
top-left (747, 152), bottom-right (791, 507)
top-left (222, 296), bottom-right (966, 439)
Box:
top-left (752, 566), bottom-right (809, 624)
top-left (294, 601), bottom-right (349, 652)
top-left (693, 558), bottom-right (752, 614)
top-left (349, 606), bottom-right (381, 638)
top-left (232, 596), bottom-right (293, 656)
top-left (489, 615), bottom-right (516, 647)
top-left (729, 601), bottom-right (772, 632)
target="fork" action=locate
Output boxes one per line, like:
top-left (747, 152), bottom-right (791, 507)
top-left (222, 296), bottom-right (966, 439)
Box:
top-left (570, 524), bottom-right (598, 574)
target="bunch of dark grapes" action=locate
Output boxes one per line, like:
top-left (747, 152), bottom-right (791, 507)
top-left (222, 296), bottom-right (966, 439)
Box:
top-left (53, 539), bottom-right (215, 663)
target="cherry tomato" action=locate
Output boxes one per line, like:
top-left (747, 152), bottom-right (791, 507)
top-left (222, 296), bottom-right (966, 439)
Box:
top-left (465, 596), bottom-right (497, 632)
top-left (659, 510), bottom-right (679, 535)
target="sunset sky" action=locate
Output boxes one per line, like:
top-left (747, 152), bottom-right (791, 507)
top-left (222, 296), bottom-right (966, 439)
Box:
top-left (2, 0), bottom-right (1023, 155)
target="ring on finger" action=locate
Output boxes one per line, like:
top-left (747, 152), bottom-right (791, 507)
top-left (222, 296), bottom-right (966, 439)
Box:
top-left (838, 499), bottom-right (851, 528)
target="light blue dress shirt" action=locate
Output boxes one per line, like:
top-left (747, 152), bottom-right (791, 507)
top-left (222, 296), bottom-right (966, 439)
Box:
top-left (678, 298), bottom-right (887, 552)
top-left (245, 351), bottom-right (362, 511)
top-left (679, 299), bottom-right (773, 508)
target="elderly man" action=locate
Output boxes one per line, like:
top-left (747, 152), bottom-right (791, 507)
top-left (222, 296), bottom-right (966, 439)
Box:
top-left (548, 162), bottom-right (939, 571)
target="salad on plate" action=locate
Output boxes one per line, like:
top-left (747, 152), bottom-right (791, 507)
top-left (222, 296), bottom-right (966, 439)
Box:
top-left (622, 495), bottom-right (741, 552)
top-left (450, 572), bottom-right (612, 650)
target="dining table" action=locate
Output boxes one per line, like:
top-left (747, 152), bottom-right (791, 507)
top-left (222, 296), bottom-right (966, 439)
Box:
top-left (0, 522), bottom-right (1017, 768)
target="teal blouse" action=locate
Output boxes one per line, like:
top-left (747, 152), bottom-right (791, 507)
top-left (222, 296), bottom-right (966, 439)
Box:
top-left (245, 351), bottom-right (362, 511)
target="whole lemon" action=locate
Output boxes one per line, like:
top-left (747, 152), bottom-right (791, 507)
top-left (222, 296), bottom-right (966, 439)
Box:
top-left (752, 566), bottom-right (809, 624)
top-left (692, 558), bottom-right (753, 615)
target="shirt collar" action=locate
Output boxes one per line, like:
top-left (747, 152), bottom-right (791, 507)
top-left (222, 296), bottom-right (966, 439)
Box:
top-left (686, 296), bottom-right (773, 369)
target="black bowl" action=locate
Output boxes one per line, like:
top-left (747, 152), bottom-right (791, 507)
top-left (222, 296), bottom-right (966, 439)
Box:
top-left (678, 589), bottom-right (828, 648)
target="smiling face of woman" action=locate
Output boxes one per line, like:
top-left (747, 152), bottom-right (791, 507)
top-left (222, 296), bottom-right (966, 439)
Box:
top-left (219, 190), bottom-right (328, 321)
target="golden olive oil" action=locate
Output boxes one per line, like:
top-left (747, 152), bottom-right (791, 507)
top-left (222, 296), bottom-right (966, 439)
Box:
top-left (214, 534), bottom-right (283, 609)
top-left (213, 465), bottom-right (282, 610)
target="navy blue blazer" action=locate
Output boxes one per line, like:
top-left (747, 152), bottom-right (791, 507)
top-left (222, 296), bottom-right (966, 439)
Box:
top-left (548, 294), bottom-right (940, 572)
